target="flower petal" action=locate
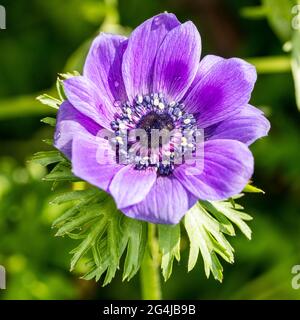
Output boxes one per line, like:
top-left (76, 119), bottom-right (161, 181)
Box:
top-left (72, 135), bottom-right (122, 191)
top-left (84, 33), bottom-right (128, 105)
top-left (205, 104), bottom-right (271, 146)
top-left (122, 177), bottom-right (190, 224)
top-left (183, 58), bottom-right (257, 128)
top-left (184, 54), bottom-right (224, 97)
top-left (153, 21), bottom-right (201, 101)
top-left (122, 13), bottom-right (180, 102)
top-left (64, 76), bottom-right (116, 130)
top-left (109, 165), bottom-right (157, 208)
top-left (54, 101), bottom-right (100, 159)
top-left (173, 139), bottom-right (254, 200)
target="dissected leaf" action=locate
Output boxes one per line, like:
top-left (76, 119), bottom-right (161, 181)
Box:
top-left (50, 189), bottom-right (98, 205)
top-left (43, 162), bottom-right (79, 182)
top-left (36, 94), bottom-right (61, 109)
top-left (41, 117), bottom-right (56, 127)
top-left (122, 219), bottom-right (147, 281)
top-left (31, 151), bottom-right (65, 167)
top-left (201, 201), bottom-right (235, 236)
top-left (209, 201), bottom-right (253, 240)
top-left (56, 78), bottom-right (67, 101)
top-left (158, 224), bottom-right (181, 281)
top-left (184, 202), bottom-right (237, 282)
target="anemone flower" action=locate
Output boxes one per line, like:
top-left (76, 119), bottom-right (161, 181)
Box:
top-left (54, 13), bottom-right (270, 224)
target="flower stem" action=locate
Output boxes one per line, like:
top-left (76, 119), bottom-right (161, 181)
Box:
top-left (140, 223), bottom-right (162, 300)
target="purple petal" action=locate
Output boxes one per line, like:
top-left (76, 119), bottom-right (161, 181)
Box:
top-left (54, 101), bottom-right (100, 159)
top-left (173, 139), bottom-right (254, 200)
top-left (84, 33), bottom-right (128, 105)
top-left (122, 177), bottom-right (190, 224)
top-left (153, 21), bottom-right (201, 101)
top-left (184, 55), bottom-right (224, 97)
top-left (72, 135), bottom-right (122, 191)
top-left (182, 58), bottom-right (257, 128)
top-left (205, 104), bottom-right (270, 146)
top-left (109, 165), bottom-right (157, 208)
top-left (122, 13), bottom-right (180, 102)
top-left (64, 76), bottom-right (116, 130)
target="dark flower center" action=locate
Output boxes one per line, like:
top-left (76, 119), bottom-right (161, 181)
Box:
top-left (137, 111), bottom-right (175, 134)
top-left (110, 93), bottom-right (198, 176)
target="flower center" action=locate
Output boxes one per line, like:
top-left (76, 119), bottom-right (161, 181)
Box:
top-left (110, 93), bottom-right (198, 176)
top-left (137, 111), bottom-right (175, 134)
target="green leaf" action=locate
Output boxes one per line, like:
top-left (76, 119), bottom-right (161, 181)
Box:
top-left (52, 191), bottom-right (101, 228)
top-left (42, 139), bottom-right (54, 146)
top-left (209, 201), bottom-right (253, 240)
top-left (56, 204), bottom-right (104, 237)
top-left (70, 216), bottom-right (107, 271)
top-left (201, 201), bottom-right (235, 236)
top-left (122, 219), bottom-right (147, 281)
top-left (56, 78), bottom-right (67, 101)
top-left (101, 210), bottom-right (122, 286)
top-left (41, 117), bottom-right (56, 127)
top-left (43, 162), bottom-right (79, 182)
top-left (243, 183), bottom-right (265, 193)
top-left (52, 186), bottom-right (147, 286)
top-left (184, 204), bottom-right (219, 280)
top-left (58, 71), bottom-right (81, 80)
top-left (183, 199), bottom-right (252, 282)
top-left (31, 151), bottom-right (65, 167)
top-left (36, 94), bottom-right (61, 109)
top-left (50, 189), bottom-right (98, 205)
top-left (158, 224), bottom-right (181, 281)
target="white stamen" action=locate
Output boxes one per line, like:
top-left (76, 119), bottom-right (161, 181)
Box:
top-left (137, 94), bottom-right (143, 104)
top-left (153, 98), bottom-right (160, 106)
top-left (158, 102), bottom-right (165, 110)
top-left (116, 136), bottom-right (124, 145)
top-left (181, 137), bottom-right (188, 147)
top-left (119, 123), bottom-right (126, 130)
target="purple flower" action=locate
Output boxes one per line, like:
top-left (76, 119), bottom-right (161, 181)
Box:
top-left (54, 13), bottom-right (270, 225)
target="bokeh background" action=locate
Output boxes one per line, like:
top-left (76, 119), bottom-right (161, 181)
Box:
top-left (0, 0), bottom-right (300, 299)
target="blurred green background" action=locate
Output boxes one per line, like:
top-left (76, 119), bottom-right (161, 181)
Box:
top-left (0, 0), bottom-right (300, 299)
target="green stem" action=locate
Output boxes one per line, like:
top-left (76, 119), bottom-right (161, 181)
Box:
top-left (140, 223), bottom-right (162, 300)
